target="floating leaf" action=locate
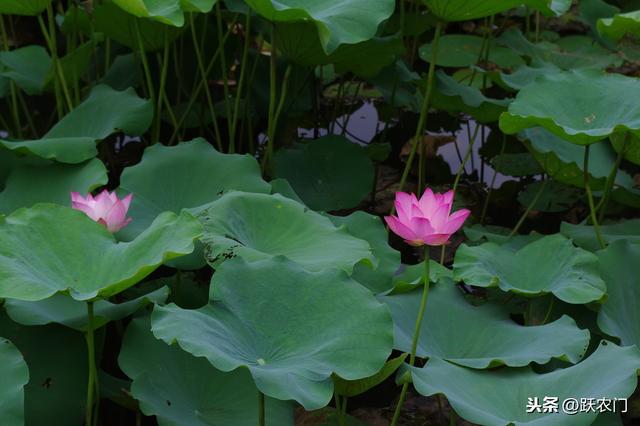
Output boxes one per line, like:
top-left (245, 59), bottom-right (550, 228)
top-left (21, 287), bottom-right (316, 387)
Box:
top-left (0, 313), bottom-right (88, 426)
top-left (453, 234), bottom-right (606, 304)
top-left (500, 70), bottom-right (640, 144)
top-left (0, 158), bottom-right (107, 214)
top-left (411, 341), bottom-right (640, 426)
top-left (598, 10), bottom-right (640, 41)
top-left (0, 336), bottom-right (28, 426)
top-left (491, 152), bottom-right (543, 177)
top-left (419, 35), bottom-right (524, 68)
top-left (329, 211), bottom-right (400, 294)
top-left (4, 287), bottom-right (169, 332)
top-left (561, 220), bottom-right (640, 252)
top-left (274, 136), bottom-right (374, 211)
top-left (119, 316), bottom-right (294, 426)
top-left (151, 256), bottom-right (393, 410)
top-left (380, 281), bottom-right (589, 368)
top-left (199, 192), bottom-right (373, 273)
top-left (0, 204), bottom-right (202, 301)
top-left (463, 224), bottom-right (543, 250)
top-left (244, 0), bottom-right (395, 54)
top-left (597, 241), bottom-right (640, 348)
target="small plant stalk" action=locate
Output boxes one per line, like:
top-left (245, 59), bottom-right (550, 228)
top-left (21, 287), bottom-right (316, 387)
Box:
top-left (215, 2), bottom-right (234, 149)
top-left (509, 179), bottom-right (548, 237)
top-left (390, 245), bottom-right (432, 426)
top-left (397, 21), bottom-right (443, 195)
top-left (258, 391), bottom-right (265, 426)
top-left (85, 301), bottom-right (99, 426)
top-left (134, 19), bottom-right (156, 143)
top-left (597, 134), bottom-right (628, 222)
top-left (229, 12), bottom-right (252, 153)
top-left (583, 145), bottom-right (606, 248)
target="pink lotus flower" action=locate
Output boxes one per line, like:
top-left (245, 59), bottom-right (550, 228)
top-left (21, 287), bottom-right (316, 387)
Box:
top-left (385, 188), bottom-right (470, 246)
top-left (71, 190), bottom-right (133, 233)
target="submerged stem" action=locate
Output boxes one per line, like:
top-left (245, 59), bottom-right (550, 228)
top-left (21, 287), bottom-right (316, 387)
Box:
top-left (391, 245), bottom-right (432, 426)
top-left (509, 178), bottom-right (548, 237)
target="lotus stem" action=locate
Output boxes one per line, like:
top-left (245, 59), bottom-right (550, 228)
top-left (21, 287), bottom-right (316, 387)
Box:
top-left (480, 133), bottom-right (507, 224)
top-left (154, 29), bottom-right (171, 143)
top-left (85, 301), bottom-right (99, 426)
top-left (0, 14), bottom-right (23, 138)
top-left (258, 391), bottom-right (265, 426)
top-left (215, 2), bottom-right (234, 149)
top-left (188, 13), bottom-right (224, 150)
top-left (509, 178), bottom-right (548, 237)
top-left (583, 145), bottom-right (606, 249)
top-left (134, 19), bottom-right (156, 143)
top-left (339, 395), bottom-right (348, 425)
top-left (390, 245), bottom-right (432, 426)
top-left (597, 134), bottom-right (628, 223)
top-left (397, 21), bottom-right (443, 196)
top-left (229, 12), bottom-right (252, 153)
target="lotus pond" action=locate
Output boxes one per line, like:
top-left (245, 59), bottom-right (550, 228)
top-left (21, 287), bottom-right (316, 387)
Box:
top-left (3, 0), bottom-right (640, 425)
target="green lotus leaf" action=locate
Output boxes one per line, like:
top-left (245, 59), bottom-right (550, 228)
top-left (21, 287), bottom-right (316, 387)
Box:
top-left (0, 204), bottom-right (202, 301)
top-left (45, 37), bottom-right (102, 93)
top-left (463, 224), bottom-right (543, 250)
top-left (119, 138), bottom-right (269, 238)
top-left (388, 260), bottom-right (453, 294)
top-left (276, 22), bottom-right (403, 78)
top-left (579, 0), bottom-right (620, 31)
top-left (597, 241), bottom-right (640, 348)
top-left (199, 192), bottom-right (374, 273)
top-left (598, 10), bottom-right (640, 41)
top-left (419, 35), bottom-right (525, 69)
top-left (0, 158), bottom-right (107, 214)
top-left (561, 220), bottom-right (640, 252)
top-left (610, 132), bottom-right (640, 165)
top-left (118, 139), bottom-right (269, 268)
top-left (151, 256), bottom-right (394, 410)
top-left (92, 2), bottom-right (185, 51)
top-left (0, 336), bottom-right (28, 426)
top-left (329, 211), bottom-right (400, 294)
top-left (0, 138), bottom-right (97, 164)
top-left (500, 62), bottom-right (563, 90)
top-left (453, 234), bottom-right (606, 304)
top-left (380, 280), bottom-right (589, 368)
top-left (119, 316), bottom-right (294, 425)
top-left (111, 0), bottom-right (185, 26)
top-left (0, 313), bottom-right (88, 426)
top-left (244, 0), bottom-right (394, 54)
top-left (517, 180), bottom-right (582, 213)
top-left (332, 354), bottom-right (407, 398)
top-left (424, 0), bottom-right (570, 22)
top-left (497, 29), bottom-right (621, 70)
top-left (500, 70), bottom-right (640, 144)
top-left (411, 341), bottom-right (640, 426)
top-left (0, 0), bottom-right (53, 15)
top-left (46, 84), bottom-right (153, 139)
top-left (0, 45), bottom-right (51, 94)
top-left (431, 70), bottom-right (511, 123)
top-left (490, 152), bottom-right (543, 177)
top-left (4, 287), bottom-right (169, 332)
top-left (274, 136), bottom-right (374, 211)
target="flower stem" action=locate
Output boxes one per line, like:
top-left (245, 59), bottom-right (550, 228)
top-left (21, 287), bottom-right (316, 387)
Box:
top-left (397, 21), bottom-right (443, 195)
top-left (583, 145), bottom-right (606, 249)
top-left (597, 134), bottom-right (628, 223)
top-left (85, 301), bottom-right (99, 426)
top-left (391, 245), bottom-right (431, 426)
top-left (509, 178), bottom-right (547, 237)
top-left (258, 391), bottom-right (265, 426)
